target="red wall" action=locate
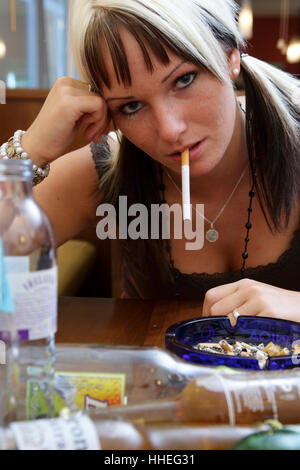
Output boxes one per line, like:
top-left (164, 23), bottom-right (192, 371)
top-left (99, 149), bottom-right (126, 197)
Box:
top-left (244, 16), bottom-right (300, 75)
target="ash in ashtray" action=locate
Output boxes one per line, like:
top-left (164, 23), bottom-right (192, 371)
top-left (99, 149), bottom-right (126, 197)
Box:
top-left (194, 339), bottom-right (297, 369)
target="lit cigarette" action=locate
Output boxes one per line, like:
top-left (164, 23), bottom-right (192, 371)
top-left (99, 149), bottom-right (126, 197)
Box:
top-left (181, 149), bottom-right (191, 221)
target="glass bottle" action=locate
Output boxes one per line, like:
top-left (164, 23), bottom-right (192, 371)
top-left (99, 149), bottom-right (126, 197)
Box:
top-left (0, 160), bottom-right (57, 422)
top-left (0, 237), bottom-right (18, 424)
top-left (75, 368), bottom-right (300, 426)
top-left (52, 344), bottom-right (222, 414)
top-left (0, 414), bottom-right (270, 450)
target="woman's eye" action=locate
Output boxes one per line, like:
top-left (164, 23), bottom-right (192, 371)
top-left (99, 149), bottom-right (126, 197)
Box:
top-left (176, 72), bottom-right (197, 89)
top-left (120, 101), bottom-right (142, 116)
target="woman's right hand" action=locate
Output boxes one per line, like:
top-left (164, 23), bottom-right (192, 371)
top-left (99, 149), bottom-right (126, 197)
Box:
top-left (21, 77), bottom-right (110, 167)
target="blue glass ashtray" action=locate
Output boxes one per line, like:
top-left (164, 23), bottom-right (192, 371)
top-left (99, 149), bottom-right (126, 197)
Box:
top-left (165, 316), bottom-right (300, 370)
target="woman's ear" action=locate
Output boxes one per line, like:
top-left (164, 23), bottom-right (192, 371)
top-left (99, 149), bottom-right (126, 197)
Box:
top-left (228, 48), bottom-right (241, 79)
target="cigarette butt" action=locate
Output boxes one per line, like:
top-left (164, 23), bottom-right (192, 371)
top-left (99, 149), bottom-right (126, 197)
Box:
top-left (181, 150), bottom-right (191, 221)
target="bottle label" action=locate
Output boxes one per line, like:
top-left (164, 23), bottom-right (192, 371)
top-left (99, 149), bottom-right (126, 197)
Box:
top-left (24, 371), bottom-right (127, 419)
top-left (200, 371), bottom-right (300, 425)
top-left (196, 374), bottom-right (236, 425)
top-left (11, 414), bottom-right (101, 450)
top-left (0, 260), bottom-right (57, 341)
top-left (54, 371), bottom-right (126, 413)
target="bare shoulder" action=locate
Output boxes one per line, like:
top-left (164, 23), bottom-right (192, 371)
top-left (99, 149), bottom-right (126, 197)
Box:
top-left (34, 143), bottom-right (104, 246)
top-left (41, 143), bottom-right (102, 201)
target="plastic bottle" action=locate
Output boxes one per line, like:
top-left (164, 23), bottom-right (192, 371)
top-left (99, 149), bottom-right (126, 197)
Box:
top-left (0, 160), bottom-right (57, 422)
top-left (0, 413), bottom-right (270, 450)
top-left (80, 368), bottom-right (300, 426)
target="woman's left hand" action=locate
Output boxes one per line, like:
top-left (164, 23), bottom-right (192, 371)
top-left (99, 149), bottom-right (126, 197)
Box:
top-left (202, 278), bottom-right (300, 322)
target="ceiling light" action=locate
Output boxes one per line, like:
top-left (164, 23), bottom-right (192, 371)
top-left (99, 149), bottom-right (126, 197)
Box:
top-left (239, 0), bottom-right (253, 40)
top-left (286, 37), bottom-right (300, 63)
top-left (0, 39), bottom-right (6, 59)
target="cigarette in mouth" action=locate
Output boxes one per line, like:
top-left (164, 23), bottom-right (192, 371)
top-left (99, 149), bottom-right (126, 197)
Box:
top-left (181, 149), bottom-right (191, 221)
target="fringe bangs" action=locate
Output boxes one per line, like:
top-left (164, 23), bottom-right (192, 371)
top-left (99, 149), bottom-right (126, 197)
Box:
top-left (72, 0), bottom-right (244, 93)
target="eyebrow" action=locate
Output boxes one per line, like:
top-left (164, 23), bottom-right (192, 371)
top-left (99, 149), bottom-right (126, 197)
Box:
top-left (106, 61), bottom-right (187, 103)
top-left (106, 95), bottom-right (135, 103)
top-left (161, 61), bottom-right (186, 84)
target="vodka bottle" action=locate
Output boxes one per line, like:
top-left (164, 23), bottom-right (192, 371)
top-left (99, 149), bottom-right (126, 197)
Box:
top-left (0, 414), bottom-right (269, 450)
top-left (0, 160), bottom-right (57, 422)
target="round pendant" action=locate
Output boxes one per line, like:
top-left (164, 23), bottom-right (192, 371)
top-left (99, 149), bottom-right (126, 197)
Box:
top-left (206, 228), bottom-right (219, 243)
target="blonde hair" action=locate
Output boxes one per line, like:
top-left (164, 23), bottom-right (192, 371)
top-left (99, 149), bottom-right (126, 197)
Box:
top-left (241, 55), bottom-right (299, 146)
top-left (71, 0), bottom-right (244, 89)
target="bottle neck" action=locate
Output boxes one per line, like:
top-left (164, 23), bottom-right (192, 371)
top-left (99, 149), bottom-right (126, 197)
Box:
top-left (0, 161), bottom-right (33, 197)
top-left (91, 399), bottom-right (179, 423)
top-left (0, 179), bottom-right (33, 200)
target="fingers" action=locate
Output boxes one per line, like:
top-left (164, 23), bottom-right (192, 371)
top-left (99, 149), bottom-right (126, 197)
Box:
top-left (80, 115), bottom-right (98, 125)
top-left (85, 123), bottom-right (104, 142)
top-left (213, 297), bottom-right (263, 317)
top-left (202, 280), bottom-right (300, 322)
top-left (53, 80), bottom-right (107, 125)
top-left (202, 281), bottom-right (239, 316)
top-left (54, 76), bottom-right (90, 93)
top-left (22, 76), bottom-right (111, 164)
top-left (202, 279), bottom-right (268, 318)
top-left (71, 95), bottom-right (111, 142)
top-left (83, 110), bottom-right (110, 141)
top-left (90, 125), bottom-right (111, 144)
top-left (207, 291), bottom-right (244, 317)
top-left (73, 94), bottom-right (107, 117)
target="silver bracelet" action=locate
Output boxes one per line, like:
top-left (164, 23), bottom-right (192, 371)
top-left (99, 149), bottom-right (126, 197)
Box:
top-left (0, 130), bottom-right (50, 185)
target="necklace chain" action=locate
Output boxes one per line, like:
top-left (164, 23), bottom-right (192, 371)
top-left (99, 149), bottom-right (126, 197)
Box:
top-left (164, 164), bottom-right (249, 229)
top-left (158, 102), bottom-right (256, 296)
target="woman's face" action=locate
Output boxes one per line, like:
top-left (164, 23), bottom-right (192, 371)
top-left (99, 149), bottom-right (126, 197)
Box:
top-left (102, 30), bottom-right (240, 178)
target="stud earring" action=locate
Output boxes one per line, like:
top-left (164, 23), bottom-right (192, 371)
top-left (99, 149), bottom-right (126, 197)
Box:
top-left (232, 68), bottom-right (239, 77)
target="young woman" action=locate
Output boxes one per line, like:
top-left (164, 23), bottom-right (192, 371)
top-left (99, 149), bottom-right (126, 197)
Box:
top-left (2, 0), bottom-right (300, 320)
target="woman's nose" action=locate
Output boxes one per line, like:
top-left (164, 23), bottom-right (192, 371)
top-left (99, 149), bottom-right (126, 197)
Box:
top-left (154, 104), bottom-right (187, 143)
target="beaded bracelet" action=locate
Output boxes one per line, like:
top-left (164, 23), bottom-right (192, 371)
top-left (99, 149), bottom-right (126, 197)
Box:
top-left (0, 130), bottom-right (50, 186)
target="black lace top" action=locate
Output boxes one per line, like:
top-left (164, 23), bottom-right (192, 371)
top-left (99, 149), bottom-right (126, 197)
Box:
top-left (165, 224), bottom-right (300, 300)
top-left (119, 224), bottom-right (300, 300)
top-left (91, 140), bottom-right (300, 301)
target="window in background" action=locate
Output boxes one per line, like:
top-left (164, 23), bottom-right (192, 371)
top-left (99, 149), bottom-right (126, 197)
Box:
top-left (0, 0), bottom-right (68, 89)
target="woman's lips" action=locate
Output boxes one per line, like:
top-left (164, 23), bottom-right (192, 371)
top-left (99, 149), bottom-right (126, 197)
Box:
top-left (167, 139), bottom-right (206, 162)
